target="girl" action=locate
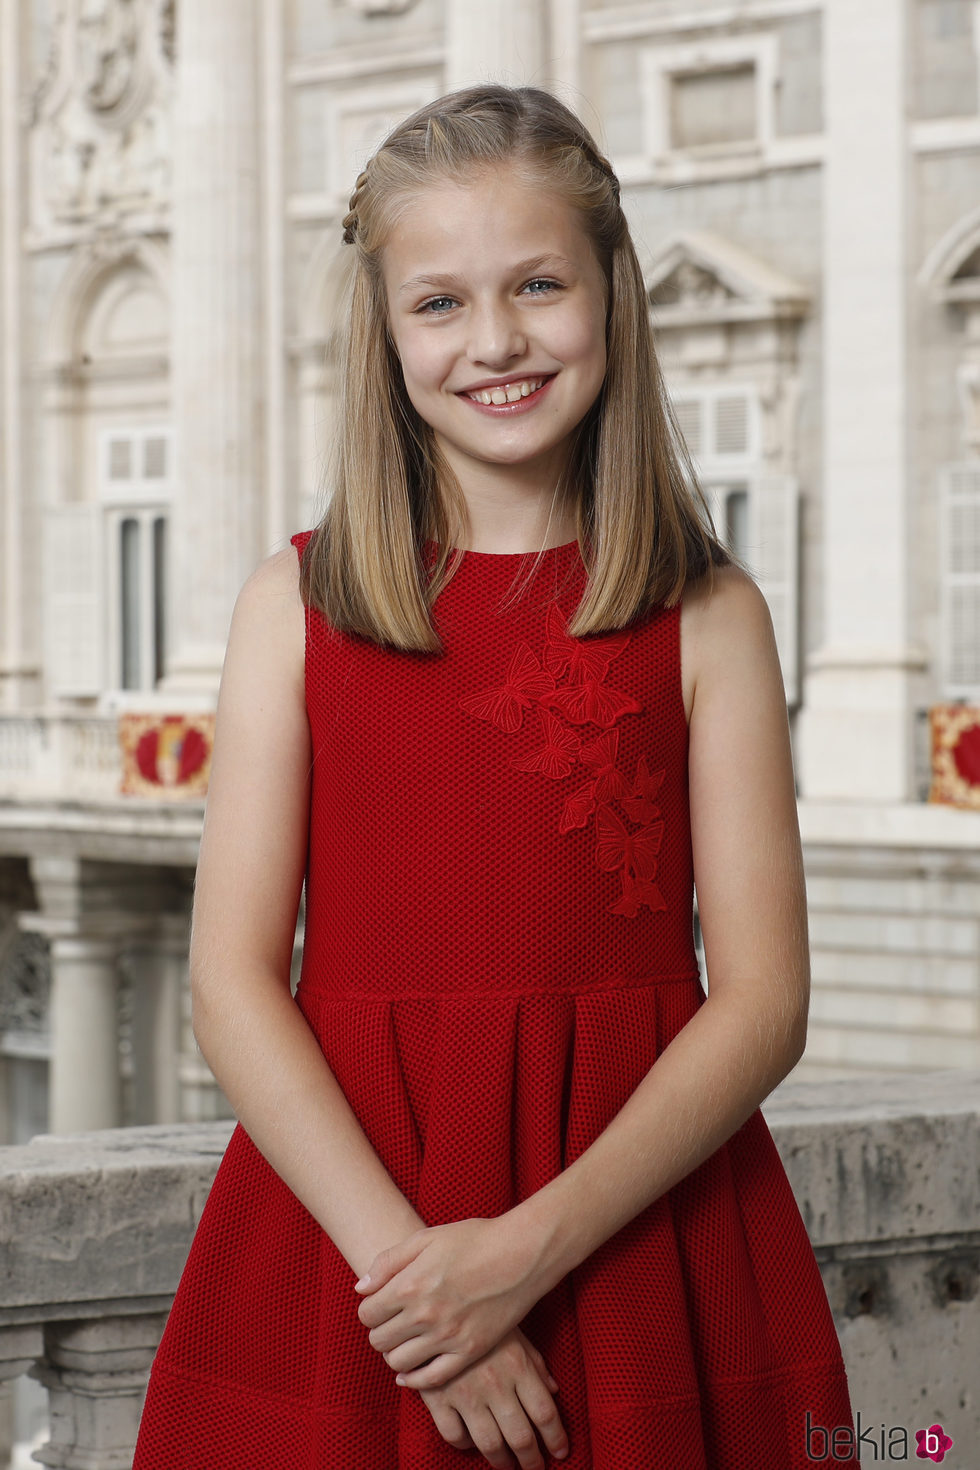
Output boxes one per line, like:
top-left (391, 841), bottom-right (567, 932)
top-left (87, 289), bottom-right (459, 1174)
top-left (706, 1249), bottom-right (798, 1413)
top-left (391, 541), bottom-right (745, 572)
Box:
top-left (133, 85), bottom-right (859, 1470)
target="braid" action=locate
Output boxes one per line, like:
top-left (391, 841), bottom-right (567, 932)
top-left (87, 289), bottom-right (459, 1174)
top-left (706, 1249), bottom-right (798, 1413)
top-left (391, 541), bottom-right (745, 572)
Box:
top-left (575, 135), bottom-right (621, 204)
top-left (342, 168), bottom-right (369, 245)
top-left (340, 106), bottom-right (621, 247)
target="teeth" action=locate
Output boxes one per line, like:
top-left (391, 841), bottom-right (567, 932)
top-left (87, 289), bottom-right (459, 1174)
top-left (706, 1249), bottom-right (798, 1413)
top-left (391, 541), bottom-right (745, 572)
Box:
top-left (467, 377), bottom-right (545, 406)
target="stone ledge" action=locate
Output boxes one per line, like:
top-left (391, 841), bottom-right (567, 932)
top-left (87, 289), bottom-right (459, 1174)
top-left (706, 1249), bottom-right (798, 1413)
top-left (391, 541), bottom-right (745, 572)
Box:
top-left (797, 798), bottom-right (980, 851)
top-left (0, 1122), bottom-right (234, 1323)
top-left (763, 1067), bottom-right (980, 1249)
top-left (1, 1072), bottom-right (977, 1323)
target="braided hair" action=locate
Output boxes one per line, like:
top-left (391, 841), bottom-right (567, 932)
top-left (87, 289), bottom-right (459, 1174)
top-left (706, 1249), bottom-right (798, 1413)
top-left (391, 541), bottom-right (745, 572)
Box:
top-left (338, 85), bottom-right (624, 259)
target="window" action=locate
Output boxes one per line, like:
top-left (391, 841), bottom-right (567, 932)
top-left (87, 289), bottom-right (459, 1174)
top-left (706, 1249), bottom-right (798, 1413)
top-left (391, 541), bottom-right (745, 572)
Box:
top-left (43, 426), bottom-right (173, 700)
top-left (100, 428), bottom-right (172, 693)
top-left (111, 509), bottom-right (167, 691)
top-left (671, 384), bottom-right (800, 704)
top-left (672, 388), bottom-right (756, 463)
top-left (670, 65), bottom-right (757, 150)
top-left (939, 464), bottom-right (980, 698)
top-left (641, 34), bottom-right (778, 166)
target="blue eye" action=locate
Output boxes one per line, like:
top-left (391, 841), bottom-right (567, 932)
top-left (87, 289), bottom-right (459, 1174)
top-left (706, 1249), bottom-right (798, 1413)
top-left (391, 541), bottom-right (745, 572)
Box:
top-left (418, 296), bottom-right (456, 315)
top-left (523, 278), bottom-right (561, 295)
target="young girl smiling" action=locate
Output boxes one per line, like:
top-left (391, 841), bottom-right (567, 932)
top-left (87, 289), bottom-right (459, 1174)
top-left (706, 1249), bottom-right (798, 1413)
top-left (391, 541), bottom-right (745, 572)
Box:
top-left (133, 84), bottom-right (859, 1470)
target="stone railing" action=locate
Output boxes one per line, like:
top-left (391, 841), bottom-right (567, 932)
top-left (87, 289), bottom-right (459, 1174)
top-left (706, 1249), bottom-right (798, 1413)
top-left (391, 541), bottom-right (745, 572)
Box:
top-left (0, 716), bottom-right (121, 803)
top-left (0, 1071), bottom-right (978, 1468)
top-left (0, 1122), bottom-right (233, 1468)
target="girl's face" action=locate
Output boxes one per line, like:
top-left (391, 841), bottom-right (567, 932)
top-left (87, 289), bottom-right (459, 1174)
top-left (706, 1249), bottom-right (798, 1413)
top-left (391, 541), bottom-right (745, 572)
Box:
top-left (381, 162), bottom-right (608, 496)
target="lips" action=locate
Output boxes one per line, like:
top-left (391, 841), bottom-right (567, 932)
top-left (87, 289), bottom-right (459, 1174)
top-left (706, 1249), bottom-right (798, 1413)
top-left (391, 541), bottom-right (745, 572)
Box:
top-left (458, 374), bottom-right (556, 414)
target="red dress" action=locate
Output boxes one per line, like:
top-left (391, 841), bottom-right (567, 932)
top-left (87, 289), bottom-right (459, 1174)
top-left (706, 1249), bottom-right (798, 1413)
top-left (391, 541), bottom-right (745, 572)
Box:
top-left (133, 531), bottom-right (858, 1469)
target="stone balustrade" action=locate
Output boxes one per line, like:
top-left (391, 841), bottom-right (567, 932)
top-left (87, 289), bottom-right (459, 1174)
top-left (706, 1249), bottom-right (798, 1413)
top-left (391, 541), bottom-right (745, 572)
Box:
top-left (0, 1071), bottom-right (977, 1468)
top-left (0, 716), bottom-right (122, 803)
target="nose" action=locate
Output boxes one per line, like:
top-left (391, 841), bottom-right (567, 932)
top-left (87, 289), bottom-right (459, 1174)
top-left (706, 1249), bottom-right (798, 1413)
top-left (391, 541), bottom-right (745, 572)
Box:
top-left (466, 296), bottom-right (527, 368)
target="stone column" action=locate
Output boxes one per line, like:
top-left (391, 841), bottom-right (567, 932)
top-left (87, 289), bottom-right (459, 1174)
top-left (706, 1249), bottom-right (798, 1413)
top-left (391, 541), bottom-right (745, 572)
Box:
top-left (164, 0), bottom-right (263, 691)
top-left (127, 918), bottom-right (187, 1126)
top-left (0, 0), bottom-right (29, 710)
top-left (31, 1315), bottom-right (168, 1470)
top-left (796, 0), bottom-right (927, 800)
top-left (446, 0), bottom-right (546, 89)
top-left (48, 935), bottom-right (122, 1134)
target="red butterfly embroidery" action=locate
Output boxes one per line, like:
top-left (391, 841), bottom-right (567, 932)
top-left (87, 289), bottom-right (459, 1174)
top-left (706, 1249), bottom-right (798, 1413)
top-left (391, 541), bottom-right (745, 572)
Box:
top-left (458, 641), bottom-right (555, 733)
top-left (594, 803), bottom-right (664, 880)
top-left (619, 755), bottom-right (667, 824)
top-left (511, 709), bottom-right (581, 780)
top-left (610, 870), bottom-right (668, 917)
top-left (578, 729), bottom-right (631, 803)
top-left (559, 779), bottom-right (598, 833)
top-left (544, 678), bottom-right (643, 728)
top-left (457, 593), bottom-right (670, 921)
top-left (543, 603), bottom-right (632, 683)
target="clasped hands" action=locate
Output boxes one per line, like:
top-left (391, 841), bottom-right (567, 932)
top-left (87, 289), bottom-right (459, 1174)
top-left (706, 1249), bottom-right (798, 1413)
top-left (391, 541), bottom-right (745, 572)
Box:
top-left (353, 1214), bottom-right (551, 1391)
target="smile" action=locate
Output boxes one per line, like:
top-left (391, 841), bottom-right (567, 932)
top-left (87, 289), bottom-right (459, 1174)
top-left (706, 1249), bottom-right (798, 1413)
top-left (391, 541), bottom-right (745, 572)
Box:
top-left (459, 376), bottom-right (555, 413)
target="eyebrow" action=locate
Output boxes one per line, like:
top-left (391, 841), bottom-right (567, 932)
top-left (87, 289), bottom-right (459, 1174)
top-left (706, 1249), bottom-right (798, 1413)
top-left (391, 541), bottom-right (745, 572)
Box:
top-left (397, 254), bottom-right (578, 294)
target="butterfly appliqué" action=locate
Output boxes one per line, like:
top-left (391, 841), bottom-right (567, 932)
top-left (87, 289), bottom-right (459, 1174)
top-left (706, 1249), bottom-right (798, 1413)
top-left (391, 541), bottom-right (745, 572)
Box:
top-left (458, 602), bottom-right (669, 917)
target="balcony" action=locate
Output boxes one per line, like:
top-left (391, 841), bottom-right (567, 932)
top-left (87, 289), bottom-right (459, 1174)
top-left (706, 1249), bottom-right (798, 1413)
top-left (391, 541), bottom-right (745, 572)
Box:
top-left (0, 716), bottom-right (121, 805)
top-left (0, 1070), bottom-right (977, 1468)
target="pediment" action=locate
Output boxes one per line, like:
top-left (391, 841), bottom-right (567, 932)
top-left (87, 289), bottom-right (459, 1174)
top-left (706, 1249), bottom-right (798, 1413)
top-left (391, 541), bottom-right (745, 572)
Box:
top-left (645, 230), bottom-right (809, 326)
top-left (919, 206), bottom-right (980, 304)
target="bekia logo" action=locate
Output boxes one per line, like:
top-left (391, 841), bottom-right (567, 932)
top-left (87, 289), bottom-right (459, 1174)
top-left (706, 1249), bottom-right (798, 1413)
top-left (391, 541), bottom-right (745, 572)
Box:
top-left (915, 1424), bottom-right (954, 1463)
top-left (806, 1411), bottom-right (955, 1461)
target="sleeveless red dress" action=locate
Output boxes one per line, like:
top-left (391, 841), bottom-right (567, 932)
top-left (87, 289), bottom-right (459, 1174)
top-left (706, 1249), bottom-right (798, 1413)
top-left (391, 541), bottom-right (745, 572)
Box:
top-left (133, 531), bottom-right (858, 1469)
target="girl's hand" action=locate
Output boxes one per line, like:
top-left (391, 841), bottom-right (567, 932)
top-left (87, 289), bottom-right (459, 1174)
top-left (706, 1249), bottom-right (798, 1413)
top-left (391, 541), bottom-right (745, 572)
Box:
top-left (354, 1216), bottom-right (552, 1388)
top-left (418, 1326), bottom-right (569, 1469)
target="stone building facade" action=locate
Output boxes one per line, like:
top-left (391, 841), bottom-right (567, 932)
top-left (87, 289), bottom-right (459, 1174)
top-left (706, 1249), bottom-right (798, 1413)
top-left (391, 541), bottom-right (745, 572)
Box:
top-left (2, 0), bottom-right (980, 1156)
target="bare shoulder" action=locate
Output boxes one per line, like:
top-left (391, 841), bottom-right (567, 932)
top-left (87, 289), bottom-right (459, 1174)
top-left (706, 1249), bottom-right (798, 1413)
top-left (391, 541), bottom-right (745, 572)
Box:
top-left (236, 544), bottom-right (304, 618)
top-left (208, 543), bottom-right (310, 810)
top-left (678, 562), bottom-right (776, 726)
top-left (225, 545), bottom-right (305, 686)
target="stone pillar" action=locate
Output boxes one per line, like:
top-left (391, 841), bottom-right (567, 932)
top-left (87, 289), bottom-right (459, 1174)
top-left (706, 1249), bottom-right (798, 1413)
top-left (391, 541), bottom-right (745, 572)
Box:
top-left (48, 936), bottom-right (122, 1134)
top-left (0, 0), bottom-right (29, 710)
top-left (797, 0), bottom-right (927, 800)
top-left (31, 1315), bottom-right (168, 1470)
top-left (127, 918), bottom-right (187, 1126)
top-left (0, 1326), bottom-right (44, 1467)
top-left (164, 0), bottom-right (263, 691)
top-left (446, 0), bottom-right (546, 89)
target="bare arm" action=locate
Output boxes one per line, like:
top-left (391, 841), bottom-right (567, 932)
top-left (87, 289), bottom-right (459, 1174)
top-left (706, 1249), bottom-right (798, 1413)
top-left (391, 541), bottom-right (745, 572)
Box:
top-left (511, 562), bottom-right (810, 1289)
top-left (189, 547), bottom-right (425, 1275)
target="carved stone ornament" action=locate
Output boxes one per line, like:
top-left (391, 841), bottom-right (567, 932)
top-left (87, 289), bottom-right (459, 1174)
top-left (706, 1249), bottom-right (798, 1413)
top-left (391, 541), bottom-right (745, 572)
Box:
top-left (0, 929), bottom-right (50, 1040)
top-left (342, 0), bottom-right (420, 12)
top-left (650, 260), bottom-right (734, 311)
top-left (28, 0), bottom-right (174, 240)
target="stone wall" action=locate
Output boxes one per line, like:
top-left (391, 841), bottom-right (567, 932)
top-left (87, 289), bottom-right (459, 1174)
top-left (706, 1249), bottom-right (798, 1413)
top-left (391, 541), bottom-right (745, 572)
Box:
top-left (0, 1069), bottom-right (976, 1466)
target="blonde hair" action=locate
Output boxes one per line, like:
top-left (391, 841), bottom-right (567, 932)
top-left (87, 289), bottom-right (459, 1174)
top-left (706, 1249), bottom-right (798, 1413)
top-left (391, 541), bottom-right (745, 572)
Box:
top-left (300, 83), bottom-right (737, 651)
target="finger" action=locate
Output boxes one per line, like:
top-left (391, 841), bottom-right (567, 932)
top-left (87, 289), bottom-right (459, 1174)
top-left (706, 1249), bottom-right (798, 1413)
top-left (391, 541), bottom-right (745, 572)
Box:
top-left (357, 1291), bottom-right (406, 1330)
top-left (353, 1237), bottom-right (420, 1293)
top-left (491, 1403), bottom-right (545, 1470)
top-left (423, 1398), bottom-right (474, 1453)
top-left (464, 1410), bottom-right (513, 1470)
top-left (393, 1350), bottom-right (470, 1389)
top-left (365, 1312), bottom-right (423, 1354)
top-left (526, 1344), bottom-right (560, 1396)
top-left (515, 1377), bottom-right (569, 1463)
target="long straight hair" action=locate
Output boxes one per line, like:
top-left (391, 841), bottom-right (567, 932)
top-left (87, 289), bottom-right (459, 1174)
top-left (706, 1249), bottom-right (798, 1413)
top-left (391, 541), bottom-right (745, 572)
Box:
top-left (300, 84), bottom-right (738, 652)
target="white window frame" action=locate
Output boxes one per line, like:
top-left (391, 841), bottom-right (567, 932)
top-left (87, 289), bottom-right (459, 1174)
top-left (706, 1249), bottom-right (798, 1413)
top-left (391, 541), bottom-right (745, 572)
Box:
top-left (98, 426), bottom-right (173, 506)
top-left (641, 34), bottom-right (779, 164)
top-left (99, 425), bottom-right (173, 694)
top-left (670, 384), bottom-right (761, 468)
top-left (939, 463), bottom-right (980, 700)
